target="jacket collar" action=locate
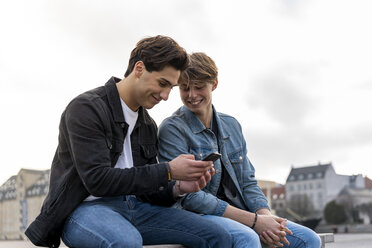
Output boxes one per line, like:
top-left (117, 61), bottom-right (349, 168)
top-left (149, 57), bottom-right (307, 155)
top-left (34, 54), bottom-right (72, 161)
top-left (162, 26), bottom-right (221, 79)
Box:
top-left (180, 105), bottom-right (229, 139)
top-left (104, 77), bottom-right (153, 126)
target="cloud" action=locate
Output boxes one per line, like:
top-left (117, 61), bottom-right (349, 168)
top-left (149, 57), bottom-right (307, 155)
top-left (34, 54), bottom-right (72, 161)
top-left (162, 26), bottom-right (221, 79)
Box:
top-left (247, 62), bottom-right (320, 127)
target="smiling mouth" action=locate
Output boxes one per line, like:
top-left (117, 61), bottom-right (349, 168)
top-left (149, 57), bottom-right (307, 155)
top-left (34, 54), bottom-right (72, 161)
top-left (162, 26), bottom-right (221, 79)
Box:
top-left (152, 95), bottom-right (161, 103)
top-left (188, 99), bottom-right (203, 105)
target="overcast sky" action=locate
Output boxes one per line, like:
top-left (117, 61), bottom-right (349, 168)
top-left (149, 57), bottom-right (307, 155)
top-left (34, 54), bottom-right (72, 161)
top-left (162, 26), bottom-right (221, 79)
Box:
top-left (1, 0), bottom-right (371, 185)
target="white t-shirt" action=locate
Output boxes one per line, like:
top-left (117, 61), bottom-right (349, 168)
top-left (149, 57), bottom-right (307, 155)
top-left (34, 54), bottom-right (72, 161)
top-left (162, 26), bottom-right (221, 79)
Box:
top-left (115, 98), bottom-right (139, 169)
top-left (85, 98), bottom-right (139, 201)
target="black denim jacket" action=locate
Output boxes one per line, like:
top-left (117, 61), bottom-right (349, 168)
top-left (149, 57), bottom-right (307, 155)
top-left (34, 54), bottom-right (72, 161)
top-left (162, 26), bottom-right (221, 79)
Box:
top-left (25, 77), bottom-right (175, 247)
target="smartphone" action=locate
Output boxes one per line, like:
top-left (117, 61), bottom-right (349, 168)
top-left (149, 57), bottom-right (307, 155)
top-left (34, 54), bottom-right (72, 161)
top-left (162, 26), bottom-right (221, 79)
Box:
top-left (202, 152), bottom-right (222, 162)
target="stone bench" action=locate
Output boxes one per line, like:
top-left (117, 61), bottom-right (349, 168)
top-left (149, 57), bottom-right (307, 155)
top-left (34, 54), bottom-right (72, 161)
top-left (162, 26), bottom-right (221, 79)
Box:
top-left (319, 233), bottom-right (334, 248)
top-left (143, 233), bottom-right (335, 248)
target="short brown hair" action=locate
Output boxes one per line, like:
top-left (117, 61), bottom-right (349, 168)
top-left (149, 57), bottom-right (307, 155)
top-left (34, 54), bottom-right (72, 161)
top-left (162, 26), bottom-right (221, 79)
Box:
top-left (179, 52), bottom-right (218, 85)
top-left (124, 35), bottom-right (189, 77)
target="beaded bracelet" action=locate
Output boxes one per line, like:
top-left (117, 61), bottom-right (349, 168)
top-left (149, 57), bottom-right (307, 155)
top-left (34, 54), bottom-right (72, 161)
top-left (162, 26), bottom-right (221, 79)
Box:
top-left (251, 212), bottom-right (258, 229)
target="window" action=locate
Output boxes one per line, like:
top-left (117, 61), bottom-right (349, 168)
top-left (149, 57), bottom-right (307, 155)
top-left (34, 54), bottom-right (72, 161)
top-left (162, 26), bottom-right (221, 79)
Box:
top-left (298, 174), bottom-right (304, 180)
top-left (308, 173), bottom-right (313, 179)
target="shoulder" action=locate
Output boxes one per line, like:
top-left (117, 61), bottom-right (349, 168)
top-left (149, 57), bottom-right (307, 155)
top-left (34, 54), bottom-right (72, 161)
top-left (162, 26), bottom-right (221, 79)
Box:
top-left (63, 86), bottom-right (108, 122)
top-left (67, 86), bottom-right (106, 110)
top-left (216, 111), bottom-right (241, 127)
top-left (159, 107), bottom-right (187, 129)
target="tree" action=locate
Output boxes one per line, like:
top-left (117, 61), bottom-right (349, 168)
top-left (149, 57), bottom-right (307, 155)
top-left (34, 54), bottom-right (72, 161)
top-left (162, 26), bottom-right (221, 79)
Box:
top-left (324, 200), bottom-right (347, 224)
top-left (287, 194), bottom-right (315, 218)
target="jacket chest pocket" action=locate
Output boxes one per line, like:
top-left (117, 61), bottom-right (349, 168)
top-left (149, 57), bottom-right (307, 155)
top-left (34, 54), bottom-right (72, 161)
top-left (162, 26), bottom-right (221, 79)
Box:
top-left (132, 143), bottom-right (158, 166)
top-left (227, 148), bottom-right (244, 165)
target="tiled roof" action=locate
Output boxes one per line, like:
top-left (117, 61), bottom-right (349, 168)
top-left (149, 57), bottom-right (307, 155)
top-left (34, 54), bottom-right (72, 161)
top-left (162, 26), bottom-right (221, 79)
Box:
top-left (286, 163), bottom-right (333, 182)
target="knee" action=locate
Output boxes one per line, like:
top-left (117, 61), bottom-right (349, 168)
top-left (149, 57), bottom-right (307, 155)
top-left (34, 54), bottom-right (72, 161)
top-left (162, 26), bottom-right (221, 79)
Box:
top-left (306, 233), bottom-right (321, 248)
top-left (234, 229), bottom-right (260, 247)
top-left (212, 227), bottom-right (233, 248)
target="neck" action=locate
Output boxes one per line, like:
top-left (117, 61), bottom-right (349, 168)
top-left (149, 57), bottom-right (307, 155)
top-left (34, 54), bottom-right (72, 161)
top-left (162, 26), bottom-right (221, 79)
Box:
top-left (196, 105), bottom-right (213, 128)
top-left (116, 76), bottom-right (139, 111)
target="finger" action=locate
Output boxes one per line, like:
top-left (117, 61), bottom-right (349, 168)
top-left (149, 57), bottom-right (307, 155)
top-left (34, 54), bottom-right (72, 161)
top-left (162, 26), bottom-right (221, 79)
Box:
top-left (209, 166), bottom-right (215, 176)
top-left (266, 231), bottom-right (280, 243)
top-left (180, 154), bottom-right (195, 160)
top-left (203, 171), bottom-right (212, 183)
top-left (273, 216), bottom-right (287, 223)
top-left (197, 175), bottom-right (207, 188)
top-left (191, 181), bottom-right (200, 192)
top-left (281, 225), bottom-right (293, 235)
top-left (191, 160), bottom-right (213, 168)
top-left (259, 235), bottom-right (269, 245)
top-left (274, 230), bottom-right (287, 238)
top-left (261, 231), bottom-right (274, 244)
top-left (281, 236), bottom-right (290, 246)
top-left (274, 241), bottom-right (284, 247)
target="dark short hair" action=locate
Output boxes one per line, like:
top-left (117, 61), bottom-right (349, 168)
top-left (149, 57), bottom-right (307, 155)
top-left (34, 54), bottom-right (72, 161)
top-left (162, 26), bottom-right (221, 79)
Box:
top-left (124, 35), bottom-right (189, 77)
top-left (178, 52), bottom-right (218, 85)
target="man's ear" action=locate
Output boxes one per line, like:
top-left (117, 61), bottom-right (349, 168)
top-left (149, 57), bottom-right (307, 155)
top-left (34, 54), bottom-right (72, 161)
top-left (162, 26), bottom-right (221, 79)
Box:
top-left (212, 79), bottom-right (218, 91)
top-left (134, 61), bottom-right (145, 78)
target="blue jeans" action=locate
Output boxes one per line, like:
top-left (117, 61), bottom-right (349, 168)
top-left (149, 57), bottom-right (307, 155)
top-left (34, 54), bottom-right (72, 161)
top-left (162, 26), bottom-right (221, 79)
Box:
top-left (202, 215), bottom-right (321, 248)
top-left (61, 196), bottom-right (232, 248)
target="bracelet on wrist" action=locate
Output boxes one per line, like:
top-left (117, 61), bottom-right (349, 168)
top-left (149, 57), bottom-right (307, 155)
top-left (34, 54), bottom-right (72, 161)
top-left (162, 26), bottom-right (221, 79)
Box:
top-left (166, 163), bottom-right (172, 181)
top-left (251, 212), bottom-right (258, 229)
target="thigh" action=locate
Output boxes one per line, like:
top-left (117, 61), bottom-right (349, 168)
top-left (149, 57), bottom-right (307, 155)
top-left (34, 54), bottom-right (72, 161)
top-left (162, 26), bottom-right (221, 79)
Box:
top-left (284, 221), bottom-right (321, 248)
top-left (62, 199), bottom-right (143, 248)
top-left (202, 215), bottom-right (261, 248)
top-left (132, 200), bottom-right (232, 248)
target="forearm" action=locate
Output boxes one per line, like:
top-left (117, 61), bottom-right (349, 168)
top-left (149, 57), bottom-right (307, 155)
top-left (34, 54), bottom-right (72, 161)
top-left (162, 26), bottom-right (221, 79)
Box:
top-left (223, 204), bottom-right (256, 227)
top-left (256, 208), bottom-right (271, 215)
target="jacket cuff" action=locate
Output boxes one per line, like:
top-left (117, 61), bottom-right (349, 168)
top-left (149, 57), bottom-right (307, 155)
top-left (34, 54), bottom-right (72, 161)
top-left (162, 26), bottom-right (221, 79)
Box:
top-left (212, 198), bottom-right (229, 216)
top-left (155, 162), bottom-right (172, 191)
top-left (250, 200), bottom-right (270, 213)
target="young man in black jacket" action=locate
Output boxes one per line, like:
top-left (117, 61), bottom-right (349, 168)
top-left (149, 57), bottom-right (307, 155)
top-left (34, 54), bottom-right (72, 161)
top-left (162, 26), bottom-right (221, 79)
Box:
top-left (25, 35), bottom-right (232, 248)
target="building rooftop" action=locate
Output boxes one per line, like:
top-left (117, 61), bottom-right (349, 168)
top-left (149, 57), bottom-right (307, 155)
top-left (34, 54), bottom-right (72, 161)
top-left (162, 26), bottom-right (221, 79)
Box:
top-left (286, 162), bottom-right (333, 182)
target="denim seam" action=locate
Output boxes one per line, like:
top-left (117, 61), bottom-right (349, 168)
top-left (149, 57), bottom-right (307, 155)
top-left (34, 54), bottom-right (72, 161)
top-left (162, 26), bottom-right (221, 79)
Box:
top-left (64, 217), bottom-right (111, 247)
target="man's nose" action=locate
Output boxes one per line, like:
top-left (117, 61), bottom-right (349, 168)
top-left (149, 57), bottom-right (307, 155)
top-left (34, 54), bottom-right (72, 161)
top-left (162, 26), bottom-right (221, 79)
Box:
top-left (160, 88), bottom-right (171, 101)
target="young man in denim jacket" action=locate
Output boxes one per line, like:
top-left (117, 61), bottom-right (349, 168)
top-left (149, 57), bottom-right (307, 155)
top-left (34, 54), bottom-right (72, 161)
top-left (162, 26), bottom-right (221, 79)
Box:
top-left (158, 52), bottom-right (321, 248)
top-left (25, 37), bottom-right (232, 248)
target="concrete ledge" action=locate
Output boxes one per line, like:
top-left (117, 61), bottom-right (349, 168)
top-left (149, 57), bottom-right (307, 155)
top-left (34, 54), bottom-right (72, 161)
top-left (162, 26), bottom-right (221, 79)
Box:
top-left (319, 233), bottom-right (334, 248)
top-left (142, 233), bottom-right (335, 248)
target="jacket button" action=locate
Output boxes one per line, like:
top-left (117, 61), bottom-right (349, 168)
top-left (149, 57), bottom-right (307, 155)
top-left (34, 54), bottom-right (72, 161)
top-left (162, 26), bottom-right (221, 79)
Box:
top-left (109, 145), bottom-right (113, 149)
top-left (159, 186), bottom-right (165, 191)
top-left (215, 169), bottom-right (220, 174)
top-left (239, 156), bottom-right (243, 160)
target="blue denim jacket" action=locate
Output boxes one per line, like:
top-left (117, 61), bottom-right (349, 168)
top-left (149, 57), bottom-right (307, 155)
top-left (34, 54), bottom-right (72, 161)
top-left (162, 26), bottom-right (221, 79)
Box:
top-left (158, 105), bottom-right (269, 216)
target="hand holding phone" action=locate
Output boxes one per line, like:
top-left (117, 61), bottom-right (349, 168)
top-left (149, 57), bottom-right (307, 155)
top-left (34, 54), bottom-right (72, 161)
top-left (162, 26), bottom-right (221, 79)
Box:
top-left (202, 152), bottom-right (221, 162)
